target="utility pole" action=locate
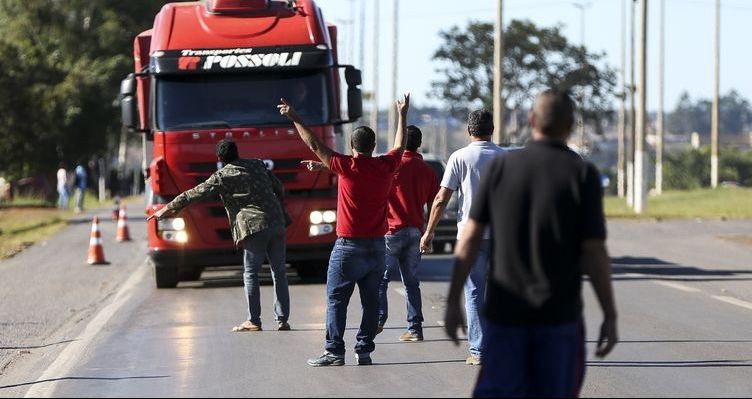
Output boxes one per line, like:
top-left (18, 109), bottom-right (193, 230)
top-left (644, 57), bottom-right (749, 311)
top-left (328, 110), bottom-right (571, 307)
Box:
top-left (359, 0), bottom-right (365, 69)
top-left (627, 0), bottom-right (636, 208)
top-left (370, 0), bottom-right (380, 151)
top-left (387, 0), bottom-right (399, 149)
top-left (711, 0), bottom-right (721, 188)
top-left (634, 0), bottom-right (647, 213)
top-left (617, 0), bottom-right (627, 198)
top-left (656, 0), bottom-right (665, 195)
top-left (573, 2), bottom-right (592, 150)
top-left (493, 0), bottom-right (505, 145)
top-left (348, 0), bottom-right (356, 66)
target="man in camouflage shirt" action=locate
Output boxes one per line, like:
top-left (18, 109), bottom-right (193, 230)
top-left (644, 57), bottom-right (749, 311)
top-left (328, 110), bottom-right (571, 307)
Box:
top-left (149, 139), bottom-right (291, 332)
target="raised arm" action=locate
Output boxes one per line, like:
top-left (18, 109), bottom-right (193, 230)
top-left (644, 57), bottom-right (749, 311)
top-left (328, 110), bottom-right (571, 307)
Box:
top-left (148, 173), bottom-right (221, 221)
top-left (278, 98), bottom-right (334, 168)
top-left (392, 93), bottom-right (410, 152)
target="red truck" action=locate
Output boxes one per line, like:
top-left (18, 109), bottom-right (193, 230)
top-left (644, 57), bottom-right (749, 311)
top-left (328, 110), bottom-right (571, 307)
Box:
top-left (119, 0), bottom-right (362, 288)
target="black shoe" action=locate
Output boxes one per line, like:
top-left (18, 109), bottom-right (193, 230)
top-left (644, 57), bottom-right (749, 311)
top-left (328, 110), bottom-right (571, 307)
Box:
top-left (307, 352), bottom-right (345, 367)
top-left (355, 353), bottom-right (372, 366)
top-left (277, 322), bottom-right (291, 331)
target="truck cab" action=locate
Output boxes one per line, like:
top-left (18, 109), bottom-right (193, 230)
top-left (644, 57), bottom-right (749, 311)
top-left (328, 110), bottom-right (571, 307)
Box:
top-left (119, 0), bottom-right (362, 287)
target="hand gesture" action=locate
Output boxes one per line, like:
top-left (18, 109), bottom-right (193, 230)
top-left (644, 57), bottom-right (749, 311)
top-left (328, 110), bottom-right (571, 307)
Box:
top-left (301, 160), bottom-right (327, 172)
top-left (146, 206), bottom-right (177, 222)
top-left (420, 232), bottom-right (434, 254)
top-left (277, 98), bottom-right (300, 122)
top-left (396, 92), bottom-right (410, 116)
top-left (444, 299), bottom-right (465, 346)
top-left (595, 317), bottom-right (618, 358)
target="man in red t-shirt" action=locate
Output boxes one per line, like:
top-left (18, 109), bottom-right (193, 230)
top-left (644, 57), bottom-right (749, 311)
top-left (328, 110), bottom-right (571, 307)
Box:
top-left (377, 125), bottom-right (439, 342)
top-left (278, 94), bottom-right (410, 367)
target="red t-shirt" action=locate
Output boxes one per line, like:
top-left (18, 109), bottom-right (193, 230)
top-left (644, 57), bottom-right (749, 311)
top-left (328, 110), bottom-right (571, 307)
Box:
top-left (329, 149), bottom-right (402, 238)
top-left (387, 151), bottom-right (440, 234)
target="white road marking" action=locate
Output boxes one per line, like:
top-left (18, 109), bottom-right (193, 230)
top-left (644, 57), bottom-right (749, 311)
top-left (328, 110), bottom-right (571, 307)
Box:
top-left (24, 259), bottom-right (151, 398)
top-left (653, 281), bottom-right (702, 293)
top-left (711, 296), bottom-right (752, 312)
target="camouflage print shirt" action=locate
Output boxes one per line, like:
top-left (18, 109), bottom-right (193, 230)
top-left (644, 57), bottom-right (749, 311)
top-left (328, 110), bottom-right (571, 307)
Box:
top-left (166, 159), bottom-right (285, 245)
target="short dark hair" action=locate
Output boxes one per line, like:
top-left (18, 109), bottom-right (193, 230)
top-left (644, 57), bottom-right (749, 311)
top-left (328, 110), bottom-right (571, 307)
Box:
top-left (216, 139), bottom-right (239, 164)
top-left (351, 126), bottom-right (376, 153)
top-left (406, 125), bottom-right (422, 151)
top-left (467, 109), bottom-right (494, 137)
top-left (533, 89), bottom-right (576, 137)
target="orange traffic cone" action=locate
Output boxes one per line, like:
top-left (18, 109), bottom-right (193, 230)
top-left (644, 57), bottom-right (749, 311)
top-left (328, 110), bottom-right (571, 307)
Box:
top-left (87, 217), bottom-right (108, 265)
top-left (116, 206), bottom-right (132, 242)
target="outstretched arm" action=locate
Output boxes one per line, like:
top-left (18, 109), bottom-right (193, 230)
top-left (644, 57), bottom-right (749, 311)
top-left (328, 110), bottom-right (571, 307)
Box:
top-left (392, 93), bottom-right (410, 152)
top-left (147, 174), bottom-right (221, 221)
top-left (278, 98), bottom-right (334, 167)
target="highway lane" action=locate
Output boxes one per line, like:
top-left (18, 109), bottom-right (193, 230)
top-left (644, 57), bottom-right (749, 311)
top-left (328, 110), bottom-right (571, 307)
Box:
top-left (3, 218), bottom-right (752, 397)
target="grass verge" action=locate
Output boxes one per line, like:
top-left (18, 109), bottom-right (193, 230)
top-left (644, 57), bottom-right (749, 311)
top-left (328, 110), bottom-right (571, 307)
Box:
top-left (605, 188), bottom-right (752, 219)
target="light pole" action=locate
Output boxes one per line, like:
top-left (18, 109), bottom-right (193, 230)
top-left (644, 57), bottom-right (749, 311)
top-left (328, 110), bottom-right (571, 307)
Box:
top-left (573, 2), bottom-right (592, 150)
top-left (617, 0), bottom-right (627, 198)
top-left (634, 0), bottom-right (647, 213)
top-left (370, 0), bottom-right (380, 151)
top-left (711, 0), bottom-right (720, 188)
top-left (627, 0), bottom-right (636, 208)
top-left (387, 0), bottom-right (399, 149)
top-left (493, 0), bottom-right (505, 145)
top-left (656, 0), bottom-right (665, 195)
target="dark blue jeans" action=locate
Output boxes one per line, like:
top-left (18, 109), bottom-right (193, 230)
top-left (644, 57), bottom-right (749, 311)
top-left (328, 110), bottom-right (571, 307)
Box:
top-left (473, 320), bottom-right (586, 398)
top-left (325, 237), bottom-right (386, 357)
top-left (378, 227), bottom-right (424, 334)
top-left (242, 225), bottom-right (289, 326)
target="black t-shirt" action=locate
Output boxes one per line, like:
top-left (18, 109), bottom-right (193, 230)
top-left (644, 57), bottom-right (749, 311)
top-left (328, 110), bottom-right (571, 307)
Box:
top-left (470, 140), bottom-right (607, 325)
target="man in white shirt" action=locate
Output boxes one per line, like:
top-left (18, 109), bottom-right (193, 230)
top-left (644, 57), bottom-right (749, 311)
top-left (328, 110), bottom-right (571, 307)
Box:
top-left (57, 163), bottom-right (69, 210)
top-left (421, 109), bottom-right (505, 365)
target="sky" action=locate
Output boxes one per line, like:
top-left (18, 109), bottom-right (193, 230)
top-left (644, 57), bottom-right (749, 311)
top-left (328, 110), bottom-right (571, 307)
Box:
top-left (314, 0), bottom-right (752, 112)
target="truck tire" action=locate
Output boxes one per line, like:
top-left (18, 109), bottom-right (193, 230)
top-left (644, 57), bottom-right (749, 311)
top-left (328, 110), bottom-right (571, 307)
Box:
top-left (154, 264), bottom-right (179, 288)
top-left (294, 261), bottom-right (328, 283)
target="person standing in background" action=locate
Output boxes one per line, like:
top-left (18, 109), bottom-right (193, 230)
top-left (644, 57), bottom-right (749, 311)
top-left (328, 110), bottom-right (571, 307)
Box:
top-left (74, 163), bottom-right (87, 213)
top-left (56, 163), bottom-right (69, 210)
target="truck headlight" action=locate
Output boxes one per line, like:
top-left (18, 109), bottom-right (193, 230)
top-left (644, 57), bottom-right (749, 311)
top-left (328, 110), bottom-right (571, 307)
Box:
top-left (322, 210), bottom-right (336, 223)
top-left (158, 218), bottom-right (186, 231)
top-left (309, 211), bottom-right (323, 224)
top-left (309, 224), bottom-right (334, 237)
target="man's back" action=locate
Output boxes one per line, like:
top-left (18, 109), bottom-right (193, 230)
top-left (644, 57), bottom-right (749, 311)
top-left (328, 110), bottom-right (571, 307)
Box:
top-left (442, 141), bottom-right (505, 238)
top-left (387, 152), bottom-right (438, 233)
top-left (473, 140), bottom-right (606, 324)
top-left (329, 150), bottom-right (401, 238)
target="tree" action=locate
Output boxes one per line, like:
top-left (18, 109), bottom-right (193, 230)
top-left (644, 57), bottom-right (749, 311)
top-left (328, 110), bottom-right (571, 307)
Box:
top-left (431, 20), bottom-right (616, 135)
top-left (0, 0), bottom-right (171, 180)
top-left (667, 90), bottom-right (752, 136)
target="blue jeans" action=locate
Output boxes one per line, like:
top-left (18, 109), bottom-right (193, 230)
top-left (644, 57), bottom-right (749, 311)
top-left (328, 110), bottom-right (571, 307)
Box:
top-left (473, 320), bottom-right (586, 398)
top-left (57, 188), bottom-right (69, 209)
top-left (466, 239), bottom-right (491, 358)
top-left (325, 237), bottom-right (386, 357)
top-left (242, 225), bottom-right (289, 326)
top-left (378, 227), bottom-right (424, 334)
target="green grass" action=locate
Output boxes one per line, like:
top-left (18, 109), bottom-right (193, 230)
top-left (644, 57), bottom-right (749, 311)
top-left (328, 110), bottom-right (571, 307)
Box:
top-left (605, 188), bottom-right (752, 219)
top-left (0, 193), bottom-right (140, 259)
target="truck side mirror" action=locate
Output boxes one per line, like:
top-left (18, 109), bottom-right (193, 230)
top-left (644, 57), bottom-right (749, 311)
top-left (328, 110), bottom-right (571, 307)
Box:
top-left (120, 74), bottom-right (138, 131)
top-left (344, 67), bottom-right (362, 86)
top-left (347, 88), bottom-right (363, 121)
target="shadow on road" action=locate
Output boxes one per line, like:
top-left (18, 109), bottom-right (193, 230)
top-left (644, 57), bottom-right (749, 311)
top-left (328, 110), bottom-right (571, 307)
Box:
top-left (588, 360), bottom-right (752, 368)
top-left (587, 339), bottom-right (752, 344)
top-left (372, 359), bottom-right (467, 366)
top-left (0, 375), bottom-right (169, 390)
top-left (610, 256), bottom-right (752, 282)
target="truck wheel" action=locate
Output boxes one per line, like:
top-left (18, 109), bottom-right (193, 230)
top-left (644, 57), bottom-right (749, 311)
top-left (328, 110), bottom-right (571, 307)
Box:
top-left (179, 268), bottom-right (203, 282)
top-left (154, 264), bottom-right (179, 288)
top-left (294, 261), bottom-right (328, 282)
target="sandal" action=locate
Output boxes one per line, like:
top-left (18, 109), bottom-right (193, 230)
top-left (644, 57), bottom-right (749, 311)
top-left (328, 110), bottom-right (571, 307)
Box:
top-left (232, 321), bottom-right (262, 332)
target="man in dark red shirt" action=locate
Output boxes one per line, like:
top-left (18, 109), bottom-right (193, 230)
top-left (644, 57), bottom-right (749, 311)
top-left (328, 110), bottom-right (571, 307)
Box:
top-left (278, 94), bottom-right (409, 367)
top-left (377, 125), bottom-right (439, 342)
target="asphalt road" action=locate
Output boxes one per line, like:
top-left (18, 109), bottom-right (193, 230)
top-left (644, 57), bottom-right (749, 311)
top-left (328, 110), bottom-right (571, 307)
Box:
top-left (2, 213), bottom-right (752, 397)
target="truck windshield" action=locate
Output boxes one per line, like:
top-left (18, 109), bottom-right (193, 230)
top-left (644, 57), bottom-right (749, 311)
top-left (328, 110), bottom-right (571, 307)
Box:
top-left (155, 71), bottom-right (330, 130)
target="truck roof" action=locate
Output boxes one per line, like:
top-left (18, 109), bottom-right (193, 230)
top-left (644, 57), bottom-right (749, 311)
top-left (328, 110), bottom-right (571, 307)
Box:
top-left (149, 0), bottom-right (331, 53)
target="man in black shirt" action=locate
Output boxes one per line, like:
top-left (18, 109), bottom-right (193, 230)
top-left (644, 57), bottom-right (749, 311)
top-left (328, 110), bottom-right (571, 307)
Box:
top-left (445, 89), bottom-right (618, 398)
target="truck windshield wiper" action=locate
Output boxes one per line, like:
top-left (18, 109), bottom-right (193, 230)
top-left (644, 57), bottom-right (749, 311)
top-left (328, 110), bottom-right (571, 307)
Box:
top-left (168, 121), bottom-right (232, 130)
